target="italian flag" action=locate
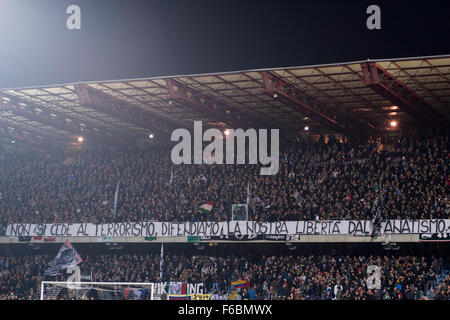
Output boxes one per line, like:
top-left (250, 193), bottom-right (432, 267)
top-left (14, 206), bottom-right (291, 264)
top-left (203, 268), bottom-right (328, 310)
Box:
top-left (199, 202), bottom-right (213, 214)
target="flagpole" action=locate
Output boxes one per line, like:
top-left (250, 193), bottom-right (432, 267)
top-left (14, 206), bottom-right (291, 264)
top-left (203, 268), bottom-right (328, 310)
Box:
top-left (160, 243), bottom-right (164, 280)
top-left (246, 181), bottom-right (250, 221)
top-left (113, 179), bottom-right (121, 219)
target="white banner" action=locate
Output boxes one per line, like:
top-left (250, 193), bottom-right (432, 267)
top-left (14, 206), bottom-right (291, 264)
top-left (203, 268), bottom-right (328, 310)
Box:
top-left (5, 219), bottom-right (450, 238)
top-left (154, 282), bottom-right (204, 295)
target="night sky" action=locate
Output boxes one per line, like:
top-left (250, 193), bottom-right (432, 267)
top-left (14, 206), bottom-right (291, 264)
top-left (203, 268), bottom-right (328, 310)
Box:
top-left (0, 0), bottom-right (449, 88)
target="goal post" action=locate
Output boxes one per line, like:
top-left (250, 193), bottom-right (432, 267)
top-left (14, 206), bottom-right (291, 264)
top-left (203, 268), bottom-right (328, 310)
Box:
top-left (40, 281), bottom-right (156, 300)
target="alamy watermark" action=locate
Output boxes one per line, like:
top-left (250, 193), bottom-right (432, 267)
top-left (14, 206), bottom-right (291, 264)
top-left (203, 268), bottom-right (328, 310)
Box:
top-left (66, 5), bottom-right (81, 30)
top-left (65, 4), bottom-right (380, 31)
top-left (366, 5), bottom-right (381, 30)
top-left (170, 121), bottom-right (279, 175)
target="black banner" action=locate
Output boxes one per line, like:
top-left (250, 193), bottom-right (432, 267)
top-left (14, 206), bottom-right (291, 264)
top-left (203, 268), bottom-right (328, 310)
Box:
top-left (200, 234), bottom-right (300, 241)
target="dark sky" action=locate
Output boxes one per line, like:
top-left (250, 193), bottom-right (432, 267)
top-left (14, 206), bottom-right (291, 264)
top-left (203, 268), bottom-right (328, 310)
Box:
top-left (0, 0), bottom-right (449, 88)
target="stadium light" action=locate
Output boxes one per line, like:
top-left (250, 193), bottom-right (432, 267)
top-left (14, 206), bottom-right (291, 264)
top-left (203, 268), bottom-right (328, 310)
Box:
top-left (304, 126), bottom-right (309, 131)
top-left (390, 120), bottom-right (398, 127)
top-left (149, 134), bottom-right (154, 139)
top-left (77, 136), bottom-right (84, 142)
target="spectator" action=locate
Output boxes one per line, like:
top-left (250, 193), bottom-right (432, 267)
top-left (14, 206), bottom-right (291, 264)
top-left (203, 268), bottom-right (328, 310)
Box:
top-left (0, 252), bottom-right (448, 300)
top-left (0, 131), bottom-right (447, 225)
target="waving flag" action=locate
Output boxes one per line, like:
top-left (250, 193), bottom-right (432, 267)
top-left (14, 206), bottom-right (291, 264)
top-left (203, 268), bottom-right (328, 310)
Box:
top-left (44, 240), bottom-right (82, 277)
top-left (232, 279), bottom-right (250, 289)
top-left (199, 202), bottom-right (213, 214)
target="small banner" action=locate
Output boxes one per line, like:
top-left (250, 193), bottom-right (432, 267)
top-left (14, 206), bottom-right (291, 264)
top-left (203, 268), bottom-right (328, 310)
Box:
top-left (144, 236), bottom-right (157, 241)
top-left (228, 292), bottom-right (239, 300)
top-left (419, 233), bottom-right (450, 242)
top-left (169, 282), bottom-right (187, 295)
top-left (193, 294), bottom-right (211, 300)
top-left (98, 236), bottom-right (114, 242)
top-left (187, 236), bottom-right (200, 242)
top-left (211, 293), bottom-right (229, 300)
top-left (168, 294), bottom-right (193, 300)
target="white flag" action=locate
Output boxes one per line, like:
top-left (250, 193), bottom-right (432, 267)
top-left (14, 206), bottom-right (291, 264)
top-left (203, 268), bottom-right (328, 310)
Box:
top-left (246, 182), bottom-right (250, 205)
top-left (169, 171), bottom-right (173, 186)
top-left (159, 243), bottom-right (164, 279)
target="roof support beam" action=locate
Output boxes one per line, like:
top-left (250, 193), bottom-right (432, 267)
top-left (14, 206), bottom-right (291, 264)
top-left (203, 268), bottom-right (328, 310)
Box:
top-left (0, 93), bottom-right (123, 146)
top-left (391, 61), bottom-right (448, 109)
top-left (424, 59), bottom-right (450, 83)
top-left (360, 62), bottom-right (446, 128)
top-left (259, 71), bottom-right (350, 135)
top-left (310, 68), bottom-right (377, 129)
top-left (188, 76), bottom-right (273, 128)
top-left (165, 79), bottom-right (251, 129)
top-left (281, 68), bottom-right (377, 130)
top-left (74, 84), bottom-right (173, 134)
top-left (0, 120), bottom-right (60, 150)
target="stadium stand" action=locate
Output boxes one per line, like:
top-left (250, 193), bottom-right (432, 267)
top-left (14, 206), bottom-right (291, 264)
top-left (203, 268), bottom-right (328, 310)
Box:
top-left (0, 56), bottom-right (448, 301)
top-left (1, 250), bottom-right (449, 300)
top-left (0, 131), bottom-right (448, 225)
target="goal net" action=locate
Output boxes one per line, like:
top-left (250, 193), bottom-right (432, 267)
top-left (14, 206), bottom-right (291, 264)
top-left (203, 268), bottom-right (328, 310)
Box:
top-left (40, 281), bottom-right (158, 300)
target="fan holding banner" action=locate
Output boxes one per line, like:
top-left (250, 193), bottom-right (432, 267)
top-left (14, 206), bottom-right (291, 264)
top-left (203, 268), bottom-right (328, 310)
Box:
top-left (44, 240), bottom-right (83, 278)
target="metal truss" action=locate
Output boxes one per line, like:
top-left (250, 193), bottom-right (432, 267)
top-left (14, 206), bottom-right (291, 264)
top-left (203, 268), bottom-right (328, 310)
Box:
top-left (74, 84), bottom-right (174, 135)
top-left (165, 78), bottom-right (253, 129)
top-left (361, 61), bottom-right (447, 128)
top-left (0, 92), bottom-right (124, 146)
top-left (260, 71), bottom-right (351, 135)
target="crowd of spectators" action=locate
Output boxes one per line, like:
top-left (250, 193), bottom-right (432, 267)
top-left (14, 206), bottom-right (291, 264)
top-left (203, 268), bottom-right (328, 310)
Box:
top-left (0, 130), bottom-right (448, 226)
top-left (0, 252), bottom-right (448, 300)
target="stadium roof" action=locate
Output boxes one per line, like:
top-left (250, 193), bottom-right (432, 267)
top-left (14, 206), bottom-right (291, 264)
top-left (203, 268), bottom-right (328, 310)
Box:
top-left (0, 55), bottom-right (449, 150)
